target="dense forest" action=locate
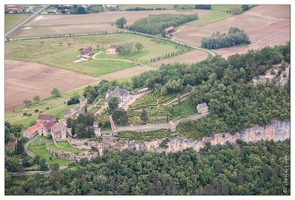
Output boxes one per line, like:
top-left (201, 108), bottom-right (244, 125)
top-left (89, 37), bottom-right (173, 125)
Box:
top-left (83, 43), bottom-right (290, 139)
top-left (128, 14), bottom-right (198, 35)
top-left (6, 139), bottom-right (290, 195)
top-left (201, 27), bottom-right (251, 49)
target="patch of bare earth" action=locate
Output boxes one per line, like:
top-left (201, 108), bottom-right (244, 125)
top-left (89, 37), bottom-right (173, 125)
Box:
top-left (10, 10), bottom-right (210, 38)
top-left (5, 60), bottom-right (100, 111)
top-left (173, 5), bottom-right (290, 58)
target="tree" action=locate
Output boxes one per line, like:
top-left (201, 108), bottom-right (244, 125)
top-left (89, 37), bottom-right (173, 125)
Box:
top-left (108, 97), bottom-right (119, 111)
top-left (115, 17), bottom-right (127, 28)
top-left (5, 126), bottom-right (11, 144)
top-left (23, 100), bottom-right (32, 106)
top-left (6, 157), bottom-right (18, 172)
top-left (67, 43), bottom-right (72, 47)
top-left (66, 117), bottom-right (73, 128)
top-left (33, 95), bottom-right (40, 102)
top-left (112, 108), bottom-right (128, 126)
top-left (51, 88), bottom-right (61, 97)
top-left (135, 42), bottom-right (144, 52)
top-left (77, 6), bottom-right (86, 14)
top-left (39, 158), bottom-right (48, 171)
top-left (140, 109), bottom-right (148, 124)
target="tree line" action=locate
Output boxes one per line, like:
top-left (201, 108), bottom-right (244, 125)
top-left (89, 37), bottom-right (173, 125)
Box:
top-left (128, 14), bottom-right (198, 35)
top-left (5, 139), bottom-right (290, 195)
top-left (201, 27), bottom-right (251, 49)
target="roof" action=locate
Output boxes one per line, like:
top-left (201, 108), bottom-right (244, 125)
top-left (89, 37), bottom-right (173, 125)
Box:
top-left (197, 103), bottom-right (208, 109)
top-left (106, 86), bottom-right (129, 102)
top-left (37, 113), bottom-right (55, 122)
top-left (164, 26), bottom-right (175, 32)
top-left (43, 121), bottom-right (56, 131)
top-left (51, 121), bottom-right (66, 133)
top-left (27, 123), bottom-right (42, 133)
top-left (108, 44), bottom-right (118, 49)
top-left (81, 96), bottom-right (86, 102)
top-left (77, 109), bottom-right (85, 115)
top-left (82, 46), bottom-right (92, 54)
top-left (93, 122), bottom-right (99, 126)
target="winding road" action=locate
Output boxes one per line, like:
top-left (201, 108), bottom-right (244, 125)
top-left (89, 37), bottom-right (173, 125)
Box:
top-left (5, 5), bottom-right (49, 38)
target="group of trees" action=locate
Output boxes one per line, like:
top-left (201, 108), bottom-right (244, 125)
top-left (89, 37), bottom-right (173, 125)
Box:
top-left (67, 112), bottom-right (95, 138)
top-left (195, 5), bottom-right (212, 9)
top-left (128, 14), bottom-right (198, 35)
top-left (56, 5), bottom-right (105, 14)
top-left (6, 139), bottom-right (290, 195)
top-left (115, 17), bottom-right (127, 28)
top-left (201, 27), bottom-right (251, 49)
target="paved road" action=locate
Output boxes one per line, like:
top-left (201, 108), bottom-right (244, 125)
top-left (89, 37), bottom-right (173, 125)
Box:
top-left (5, 5), bottom-right (49, 38)
top-left (24, 135), bottom-right (37, 158)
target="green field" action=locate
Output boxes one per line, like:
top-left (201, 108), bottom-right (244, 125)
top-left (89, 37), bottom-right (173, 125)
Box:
top-left (115, 129), bottom-right (172, 141)
top-left (117, 4), bottom-right (174, 10)
top-left (49, 141), bottom-right (89, 154)
top-left (187, 10), bottom-right (233, 26)
top-left (5, 13), bottom-right (30, 32)
top-left (5, 33), bottom-right (184, 77)
top-left (90, 107), bottom-right (99, 113)
top-left (5, 88), bottom-right (82, 128)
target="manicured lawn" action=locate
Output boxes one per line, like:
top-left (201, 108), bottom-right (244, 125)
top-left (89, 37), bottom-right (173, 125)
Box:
top-left (169, 100), bottom-right (197, 121)
top-left (90, 107), bottom-right (99, 113)
top-left (5, 33), bottom-right (188, 77)
top-left (98, 100), bottom-right (105, 105)
top-left (5, 13), bottom-right (30, 32)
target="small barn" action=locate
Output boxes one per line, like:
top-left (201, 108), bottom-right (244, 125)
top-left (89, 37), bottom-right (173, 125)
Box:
top-left (196, 103), bottom-right (209, 114)
top-left (164, 26), bottom-right (175, 34)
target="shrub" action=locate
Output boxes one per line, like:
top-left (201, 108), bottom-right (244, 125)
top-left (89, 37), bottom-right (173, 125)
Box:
top-left (27, 113), bottom-right (32, 117)
top-left (46, 107), bottom-right (49, 110)
top-left (35, 109), bottom-right (39, 113)
top-left (46, 134), bottom-right (52, 139)
top-left (23, 112), bottom-right (27, 116)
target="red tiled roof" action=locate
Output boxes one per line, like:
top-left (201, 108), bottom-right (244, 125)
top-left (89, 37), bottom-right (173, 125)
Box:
top-left (109, 44), bottom-right (118, 49)
top-left (164, 26), bottom-right (175, 32)
top-left (37, 113), bottom-right (55, 121)
top-left (27, 123), bottom-right (42, 133)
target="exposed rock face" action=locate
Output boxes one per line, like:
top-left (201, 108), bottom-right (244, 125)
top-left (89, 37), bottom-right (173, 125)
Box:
top-left (105, 120), bottom-right (290, 153)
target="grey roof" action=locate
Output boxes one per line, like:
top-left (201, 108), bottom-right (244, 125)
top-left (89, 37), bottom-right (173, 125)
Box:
top-left (198, 103), bottom-right (208, 109)
top-left (51, 121), bottom-right (66, 133)
top-left (81, 96), bottom-right (86, 102)
top-left (106, 86), bottom-right (129, 102)
top-left (76, 109), bottom-right (85, 115)
top-left (37, 113), bottom-right (55, 121)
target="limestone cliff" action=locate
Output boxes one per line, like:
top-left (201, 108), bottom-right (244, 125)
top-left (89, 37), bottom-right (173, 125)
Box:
top-left (106, 120), bottom-right (290, 153)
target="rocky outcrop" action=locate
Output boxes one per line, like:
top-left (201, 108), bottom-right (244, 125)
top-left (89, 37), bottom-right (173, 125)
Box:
top-left (105, 120), bottom-right (290, 153)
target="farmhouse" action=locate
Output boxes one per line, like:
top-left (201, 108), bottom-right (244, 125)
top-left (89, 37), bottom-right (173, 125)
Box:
top-left (51, 121), bottom-right (68, 141)
top-left (106, 44), bottom-right (118, 54)
top-left (47, 7), bottom-right (58, 14)
top-left (105, 86), bottom-right (130, 107)
top-left (196, 103), bottom-right (209, 114)
top-left (81, 46), bottom-right (92, 56)
top-left (164, 26), bottom-right (175, 34)
top-left (24, 113), bottom-right (56, 139)
top-left (5, 5), bottom-right (25, 13)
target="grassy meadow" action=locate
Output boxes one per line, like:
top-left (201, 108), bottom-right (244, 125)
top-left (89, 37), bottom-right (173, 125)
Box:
top-left (5, 13), bottom-right (30, 32)
top-left (5, 33), bottom-right (184, 77)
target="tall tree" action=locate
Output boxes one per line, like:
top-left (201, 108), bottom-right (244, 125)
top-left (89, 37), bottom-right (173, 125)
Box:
top-left (33, 95), bottom-right (40, 102)
top-left (115, 17), bottom-right (127, 28)
top-left (112, 108), bottom-right (128, 126)
top-left (108, 97), bottom-right (119, 111)
top-left (135, 42), bottom-right (144, 52)
top-left (140, 109), bottom-right (148, 124)
top-left (51, 88), bottom-right (61, 97)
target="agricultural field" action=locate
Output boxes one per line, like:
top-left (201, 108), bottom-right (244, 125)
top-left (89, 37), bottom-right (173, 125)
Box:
top-left (173, 5), bottom-right (290, 57)
top-left (5, 33), bottom-right (186, 76)
top-left (5, 13), bottom-right (30, 32)
top-left (9, 9), bottom-right (210, 38)
top-left (4, 60), bottom-right (100, 112)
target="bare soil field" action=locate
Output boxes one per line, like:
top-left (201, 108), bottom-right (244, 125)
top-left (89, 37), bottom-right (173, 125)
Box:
top-left (5, 60), bottom-right (100, 111)
top-left (10, 9), bottom-right (210, 38)
top-left (151, 50), bottom-right (209, 67)
top-left (173, 5), bottom-right (290, 58)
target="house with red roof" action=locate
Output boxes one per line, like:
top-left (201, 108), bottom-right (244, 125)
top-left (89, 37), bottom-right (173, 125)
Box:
top-left (164, 26), bottom-right (175, 34)
top-left (24, 113), bottom-right (56, 139)
top-left (106, 44), bottom-right (118, 54)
